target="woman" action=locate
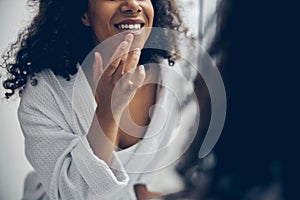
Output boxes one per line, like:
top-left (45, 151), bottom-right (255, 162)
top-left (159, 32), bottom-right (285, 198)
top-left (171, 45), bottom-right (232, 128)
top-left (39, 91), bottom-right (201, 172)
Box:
top-left (2, 0), bottom-right (197, 199)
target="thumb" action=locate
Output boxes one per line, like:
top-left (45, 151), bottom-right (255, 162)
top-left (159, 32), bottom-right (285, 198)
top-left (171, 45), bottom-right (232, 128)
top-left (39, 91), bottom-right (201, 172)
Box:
top-left (93, 52), bottom-right (103, 90)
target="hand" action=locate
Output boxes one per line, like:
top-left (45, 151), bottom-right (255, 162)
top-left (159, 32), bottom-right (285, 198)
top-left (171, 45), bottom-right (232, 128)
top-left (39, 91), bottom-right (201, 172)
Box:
top-left (93, 34), bottom-right (146, 122)
top-left (134, 184), bottom-right (161, 200)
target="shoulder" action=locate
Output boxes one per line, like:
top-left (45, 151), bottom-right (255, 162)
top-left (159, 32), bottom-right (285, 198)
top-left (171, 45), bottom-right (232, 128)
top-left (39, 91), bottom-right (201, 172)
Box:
top-left (18, 66), bottom-right (90, 115)
top-left (19, 69), bottom-right (74, 113)
top-left (20, 70), bottom-right (56, 102)
top-left (17, 69), bottom-right (79, 131)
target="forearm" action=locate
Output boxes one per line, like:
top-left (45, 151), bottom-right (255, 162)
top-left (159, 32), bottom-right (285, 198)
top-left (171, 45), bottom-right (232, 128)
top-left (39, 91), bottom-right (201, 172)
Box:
top-left (87, 105), bottom-right (121, 165)
top-left (19, 101), bottom-right (129, 199)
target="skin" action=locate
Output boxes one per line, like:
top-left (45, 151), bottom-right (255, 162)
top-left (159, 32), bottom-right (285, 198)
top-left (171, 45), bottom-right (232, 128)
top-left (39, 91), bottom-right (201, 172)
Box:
top-left (82, 0), bottom-right (159, 199)
top-left (81, 0), bottom-right (154, 50)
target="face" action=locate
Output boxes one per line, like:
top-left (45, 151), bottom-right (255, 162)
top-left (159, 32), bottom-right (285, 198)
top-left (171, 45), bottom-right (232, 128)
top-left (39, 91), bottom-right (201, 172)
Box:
top-left (82, 0), bottom-right (154, 48)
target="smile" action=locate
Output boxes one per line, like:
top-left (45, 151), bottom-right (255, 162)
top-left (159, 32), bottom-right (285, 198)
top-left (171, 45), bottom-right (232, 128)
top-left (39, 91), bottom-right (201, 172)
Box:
top-left (115, 23), bottom-right (145, 31)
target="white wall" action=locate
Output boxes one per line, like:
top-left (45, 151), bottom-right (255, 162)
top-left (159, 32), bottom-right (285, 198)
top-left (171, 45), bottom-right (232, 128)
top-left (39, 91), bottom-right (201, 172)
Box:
top-left (0, 1), bottom-right (34, 199)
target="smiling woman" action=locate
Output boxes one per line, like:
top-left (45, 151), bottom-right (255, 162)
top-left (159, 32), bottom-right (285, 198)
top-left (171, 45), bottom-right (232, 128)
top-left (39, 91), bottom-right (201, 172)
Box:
top-left (2, 0), bottom-right (195, 200)
top-left (1, 0), bottom-right (196, 200)
top-left (1, 0), bottom-right (183, 99)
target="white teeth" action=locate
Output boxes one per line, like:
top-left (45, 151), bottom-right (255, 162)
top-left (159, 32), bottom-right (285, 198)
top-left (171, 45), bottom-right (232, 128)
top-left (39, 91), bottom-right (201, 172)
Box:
top-left (117, 24), bottom-right (142, 30)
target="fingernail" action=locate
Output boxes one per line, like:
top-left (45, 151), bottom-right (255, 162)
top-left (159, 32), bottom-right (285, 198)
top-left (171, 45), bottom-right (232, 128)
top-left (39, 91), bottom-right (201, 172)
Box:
top-left (139, 65), bottom-right (145, 72)
top-left (126, 33), bottom-right (134, 41)
top-left (134, 48), bottom-right (141, 55)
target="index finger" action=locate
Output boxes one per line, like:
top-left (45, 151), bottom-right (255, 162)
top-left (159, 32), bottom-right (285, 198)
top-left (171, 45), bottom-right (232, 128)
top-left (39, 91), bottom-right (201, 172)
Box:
top-left (104, 34), bottom-right (134, 77)
top-left (109, 34), bottom-right (134, 65)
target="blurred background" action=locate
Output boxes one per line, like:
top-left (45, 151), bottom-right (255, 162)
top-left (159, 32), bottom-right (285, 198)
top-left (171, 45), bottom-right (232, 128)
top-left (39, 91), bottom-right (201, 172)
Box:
top-left (0, 1), bottom-right (34, 199)
top-left (1, 0), bottom-right (298, 199)
top-left (163, 0), bottom-right (299, 199)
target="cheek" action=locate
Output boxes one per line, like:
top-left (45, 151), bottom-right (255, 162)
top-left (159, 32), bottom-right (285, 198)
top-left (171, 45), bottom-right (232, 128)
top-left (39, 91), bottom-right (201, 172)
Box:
top-left (141, 2), bottom-right (154, 24)
top-left (91, 11), bottom-right (106, 27)
top-left (91, 14), bottom-right (111, 38)
top-left (148, 7), bottom-right (155, 25)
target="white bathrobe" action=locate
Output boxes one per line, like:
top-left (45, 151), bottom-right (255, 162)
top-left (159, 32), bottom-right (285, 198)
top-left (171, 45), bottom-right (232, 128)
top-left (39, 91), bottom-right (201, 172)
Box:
top-left (18, 59), bottom-right (198, 200)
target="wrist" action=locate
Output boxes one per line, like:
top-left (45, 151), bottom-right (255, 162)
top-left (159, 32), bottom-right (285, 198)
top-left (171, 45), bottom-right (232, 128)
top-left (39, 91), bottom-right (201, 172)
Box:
top-left (95, 104), bottom-right (121, 125)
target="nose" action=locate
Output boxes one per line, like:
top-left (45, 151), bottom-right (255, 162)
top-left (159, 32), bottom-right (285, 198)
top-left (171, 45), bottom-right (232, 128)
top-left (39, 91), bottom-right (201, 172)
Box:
top-left (120, 0), bottom-right (142, 15)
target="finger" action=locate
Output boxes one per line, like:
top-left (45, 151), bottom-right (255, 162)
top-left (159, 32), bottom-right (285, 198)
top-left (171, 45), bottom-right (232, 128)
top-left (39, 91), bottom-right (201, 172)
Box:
top-left (120, 64), bottom-right (145, 93)
top-left (123, 46), bottom-right (139, 73)
top-left (118, 48), bottom-right (140, 85)
top-left (120, 34), bottom-right (134, 74)
top-left (118, 67), bottom-right (135, 92)
top-left (93, 52), bottom-right (103, 85)
top-left (104, 40), bottom-right (129, 77)
top-left (109, 34), bottom-right (134, 76)
top-left (103, 34), bottom-right (135, 78)
top-left (126, 48), bottom-right (141, 74)
top-left (113, 54), bottom-right (127, 81)
top-left (119, 34), bottom-right (134, 61)
top-left (129, 65), bottom-right (145, 90)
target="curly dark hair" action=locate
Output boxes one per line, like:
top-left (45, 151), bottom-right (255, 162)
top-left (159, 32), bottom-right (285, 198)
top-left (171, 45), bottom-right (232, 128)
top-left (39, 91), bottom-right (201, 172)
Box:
top-left (1, 0), bottom-right (186, 98)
